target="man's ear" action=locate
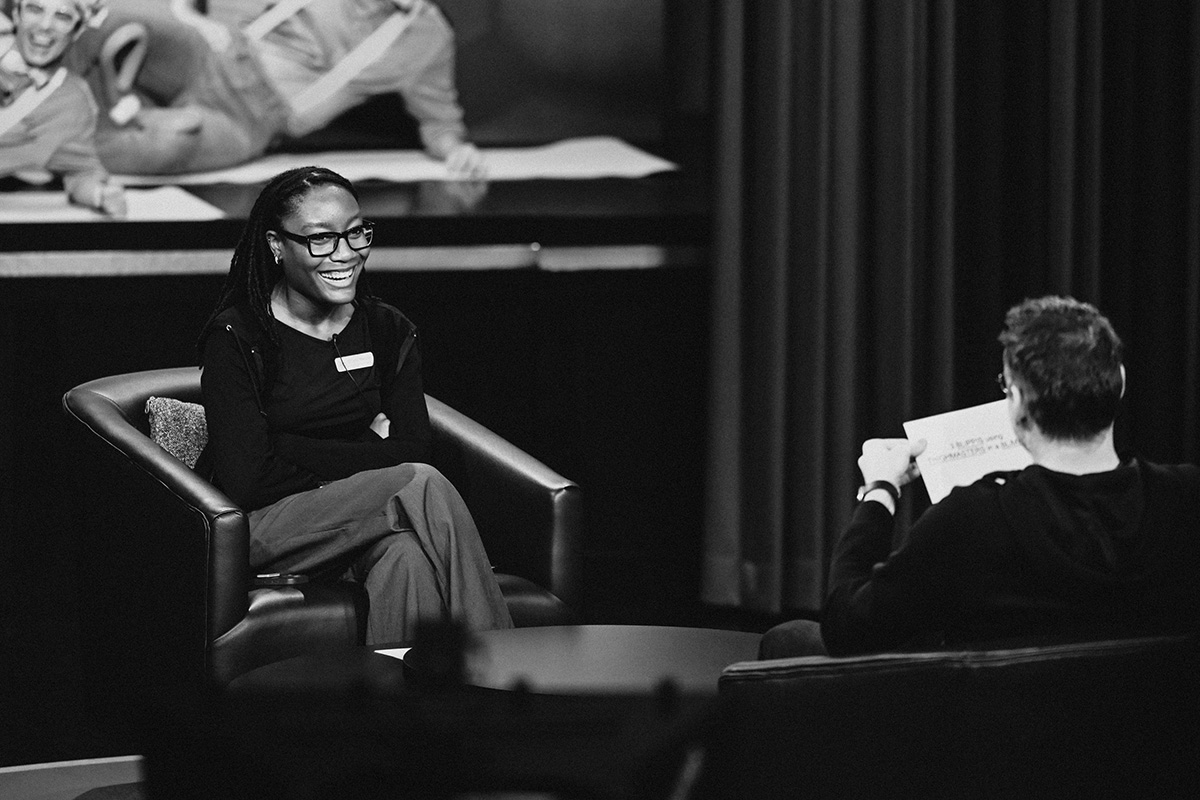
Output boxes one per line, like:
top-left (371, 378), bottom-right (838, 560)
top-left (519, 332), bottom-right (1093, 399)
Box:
top-left (1009, 381), bottom-right (1022, 405)
top-left (1119, 364), bottom-right (1127, 399)
top-left (1009, 383), bottom-right (1034, 431)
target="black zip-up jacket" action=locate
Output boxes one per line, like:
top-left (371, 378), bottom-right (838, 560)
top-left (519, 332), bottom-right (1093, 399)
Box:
top-left (199, 300), bottom-right (431, 512)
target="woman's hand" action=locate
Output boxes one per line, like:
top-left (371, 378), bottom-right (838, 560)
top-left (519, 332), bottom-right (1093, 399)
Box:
top-left (858, 437), bottom-right (926, 489)
top-left (370, 412), bottom-right (391, 439)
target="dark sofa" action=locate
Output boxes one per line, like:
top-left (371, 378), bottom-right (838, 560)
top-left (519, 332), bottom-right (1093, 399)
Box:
top-left (697, 634), bottom-right (1199, 799)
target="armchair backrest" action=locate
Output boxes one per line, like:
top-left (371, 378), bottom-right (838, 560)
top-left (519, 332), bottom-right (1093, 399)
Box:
top-left (700, 635), bottom-right (1200, 799)
top-left (62, 368), bottom-right (250, 682)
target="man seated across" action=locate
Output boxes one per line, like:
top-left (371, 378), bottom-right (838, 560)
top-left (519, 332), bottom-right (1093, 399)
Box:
top-left (69, 0), bottom-right (483, 177)
top-left (1, 0), bottom-right (125, 215)
top-left (761, 295), bottom-right (1200, 658)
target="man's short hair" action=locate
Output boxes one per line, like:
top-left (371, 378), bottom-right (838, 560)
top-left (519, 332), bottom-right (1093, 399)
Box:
top-left (998, 296), bottom-right (1124, 441)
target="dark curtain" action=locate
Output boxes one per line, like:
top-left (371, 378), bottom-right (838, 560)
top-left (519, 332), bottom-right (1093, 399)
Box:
top-left (703, 0), bottom-right (1200, 616)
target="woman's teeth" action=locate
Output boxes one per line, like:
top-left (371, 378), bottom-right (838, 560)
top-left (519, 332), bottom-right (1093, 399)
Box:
top-left (320, 269), bottom-right (353, 283)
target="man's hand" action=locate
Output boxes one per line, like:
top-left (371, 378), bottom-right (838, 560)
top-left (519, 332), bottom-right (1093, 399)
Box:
top-left (444, 142), bottom-right (487, 180)
top-left (71, 177), bottom-right (127, 218)
top-left (0, 66), bottom-right (33, 107)
top-left (98, 180), bottom-right (127, 218)
top-left (858, 437), bottom-right (926, 490)
top-left (370, 412), bottom-right (391, 439)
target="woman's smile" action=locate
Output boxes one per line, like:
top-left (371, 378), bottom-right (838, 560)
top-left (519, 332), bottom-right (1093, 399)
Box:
top-left (318, 266), bottom-right (357, 286)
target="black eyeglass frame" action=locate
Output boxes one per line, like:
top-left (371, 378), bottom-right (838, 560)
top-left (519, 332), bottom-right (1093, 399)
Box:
top-left (275, 221), bottom-right (375, 257)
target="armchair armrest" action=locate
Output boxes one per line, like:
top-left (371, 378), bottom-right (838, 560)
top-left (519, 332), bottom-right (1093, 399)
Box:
top-left (425, 395), bottom-right (583, 610)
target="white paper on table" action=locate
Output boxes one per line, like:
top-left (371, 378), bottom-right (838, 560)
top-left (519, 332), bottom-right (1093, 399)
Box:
top-left (903, 399), bottom-right (1033, 504)
top-left (0, 186), bottom-right (225, 222)
top-left (374, 647), bottom-right (411, 661)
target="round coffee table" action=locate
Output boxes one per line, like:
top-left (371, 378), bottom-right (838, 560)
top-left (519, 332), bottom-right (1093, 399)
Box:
top-left (403, 624), bottom-right (762, 695)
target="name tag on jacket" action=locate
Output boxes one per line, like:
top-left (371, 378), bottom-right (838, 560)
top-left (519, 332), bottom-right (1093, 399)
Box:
top-left (334, 351), bottom-right (375, 372)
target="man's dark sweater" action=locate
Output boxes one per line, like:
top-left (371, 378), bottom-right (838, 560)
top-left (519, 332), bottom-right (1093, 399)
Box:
top-left (822, 459), bottom-right (1200, 655)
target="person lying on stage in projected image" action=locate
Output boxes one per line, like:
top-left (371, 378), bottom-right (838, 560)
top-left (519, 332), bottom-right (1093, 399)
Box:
top-left (63, 0), bottom-right (485, 178)
top-left (1, 0), bottom-right (126, 215)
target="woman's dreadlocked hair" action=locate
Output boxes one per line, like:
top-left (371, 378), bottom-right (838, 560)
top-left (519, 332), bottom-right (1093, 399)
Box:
top-left (197, 166), bottom-right (376, 356)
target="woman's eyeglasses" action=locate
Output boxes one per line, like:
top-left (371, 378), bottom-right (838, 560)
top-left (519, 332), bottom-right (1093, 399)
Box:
top-left (277, 221), bottom-right (374, 257)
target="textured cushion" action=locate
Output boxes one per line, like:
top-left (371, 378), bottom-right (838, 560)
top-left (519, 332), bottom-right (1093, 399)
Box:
top-left (146, 396), bottom-right (208, 468)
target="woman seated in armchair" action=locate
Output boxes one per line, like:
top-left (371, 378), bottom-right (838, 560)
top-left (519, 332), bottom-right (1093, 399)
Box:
top-left (197, 164), bottom-right (509, 644)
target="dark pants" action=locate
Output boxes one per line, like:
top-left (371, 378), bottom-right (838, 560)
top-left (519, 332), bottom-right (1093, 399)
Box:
top-left (249, 462), bottom-right (512, 644)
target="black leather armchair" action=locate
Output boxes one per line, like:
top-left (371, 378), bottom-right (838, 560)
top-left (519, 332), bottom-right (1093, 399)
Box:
top-left (62, 367), bottom-right (582, 687)
top-left (697, 634), bottom-right (1199, 799)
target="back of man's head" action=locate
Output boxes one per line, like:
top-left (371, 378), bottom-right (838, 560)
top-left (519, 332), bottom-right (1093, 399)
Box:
top-left (999, 296), bottom-right (1124, 441)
